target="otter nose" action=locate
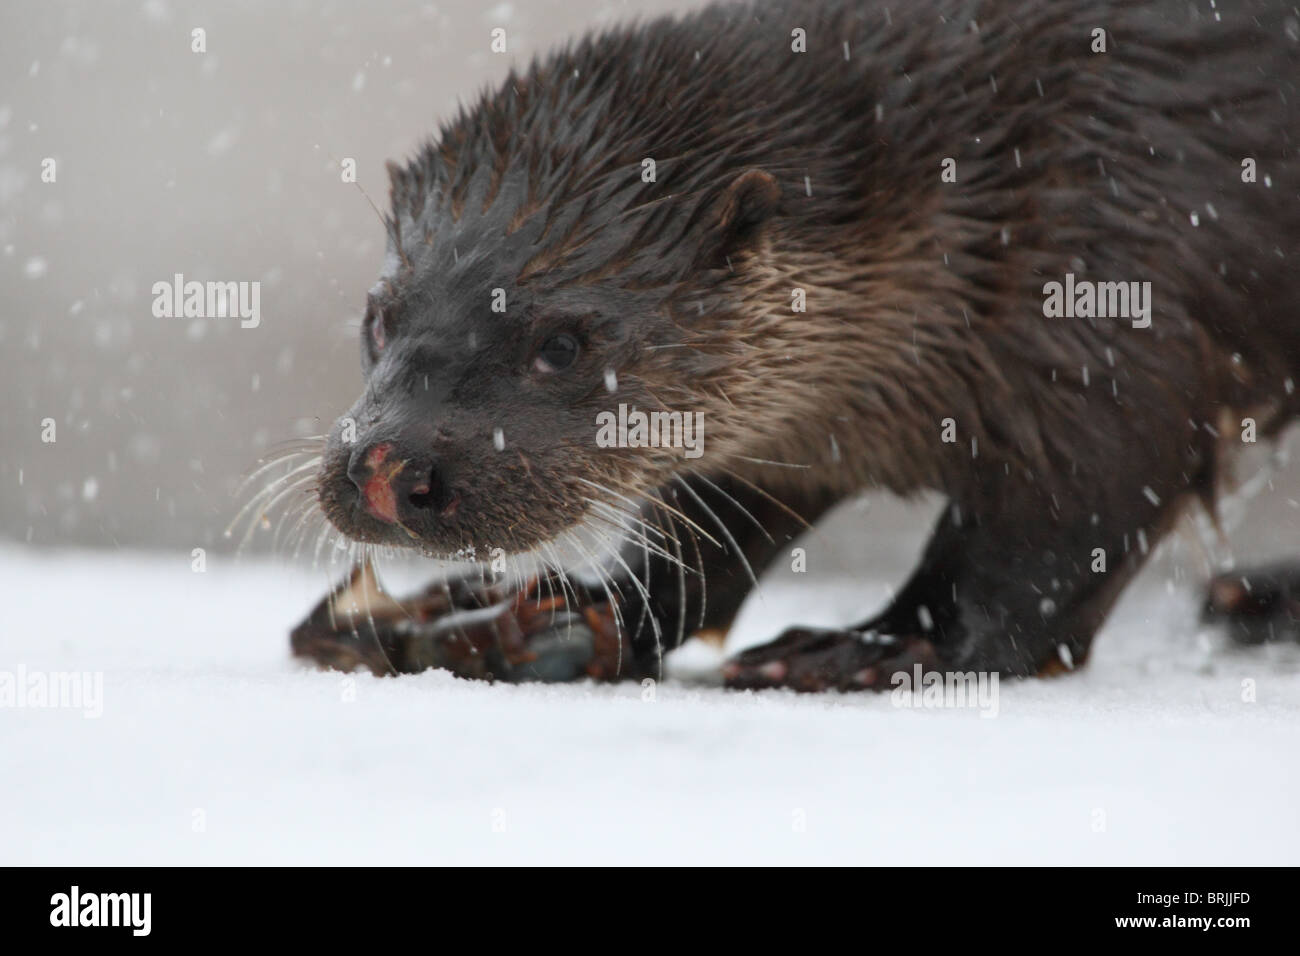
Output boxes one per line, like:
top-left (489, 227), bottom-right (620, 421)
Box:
top-left (348, 442), bottom-right (458, 524)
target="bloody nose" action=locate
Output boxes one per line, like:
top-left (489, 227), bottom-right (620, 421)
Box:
top-left (347, 442), bottom-right (455, 524)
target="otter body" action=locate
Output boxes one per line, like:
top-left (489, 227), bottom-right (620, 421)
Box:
top-left (303, 0), bottom-right (1300, 690)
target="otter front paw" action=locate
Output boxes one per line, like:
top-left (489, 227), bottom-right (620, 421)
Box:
top-left (721, 627), bottom-right (940, 692)
top-left (290, 561), bottom-right (633, 683)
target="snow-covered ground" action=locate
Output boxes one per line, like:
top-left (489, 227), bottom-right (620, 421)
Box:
top-left (3, 523), bottom-right (1299, 865)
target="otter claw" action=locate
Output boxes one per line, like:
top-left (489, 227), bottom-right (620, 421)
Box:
top-left (724, 626), bottom-right (939, 693)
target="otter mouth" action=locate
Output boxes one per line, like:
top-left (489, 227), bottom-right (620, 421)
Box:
top-left (315, 450), bottom-right (651, 579)
top-left (229, 431), bottom-right (656, 594)
top-left (314, 434), bottom-right (597, 561)
top-left (317, 447), bottom-right (467, 552)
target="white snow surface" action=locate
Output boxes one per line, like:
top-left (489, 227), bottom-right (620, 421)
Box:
top-left (3, 540), bottom-right (1299, 866)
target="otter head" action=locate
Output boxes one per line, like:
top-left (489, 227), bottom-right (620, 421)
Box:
top-left (317, 128), bottom-right (782, 562)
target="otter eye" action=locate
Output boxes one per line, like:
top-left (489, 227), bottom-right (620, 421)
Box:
top-left (534, 333), bottom-right (579, 373)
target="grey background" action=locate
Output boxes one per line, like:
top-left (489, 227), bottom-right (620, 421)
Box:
top-left (1, 0), bottom-right (1297, 567)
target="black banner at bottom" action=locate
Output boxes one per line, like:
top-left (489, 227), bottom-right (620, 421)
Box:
top-left (0, 866), bottom-right (1287, 941)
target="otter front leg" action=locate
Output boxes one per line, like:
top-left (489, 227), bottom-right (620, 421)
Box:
top-left (725, 484), bottom-right (1168, 692)
top-left (612, 477), bottom-right (844, 675)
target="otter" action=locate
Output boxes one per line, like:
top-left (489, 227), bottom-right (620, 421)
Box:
top-left (285, 0), bottom-right (1300, 691)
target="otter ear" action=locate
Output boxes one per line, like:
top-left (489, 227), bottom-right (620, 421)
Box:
top-left (385, 159), bottom-right (407, 209)
top-left (696, 168), bottom-right (781, 266)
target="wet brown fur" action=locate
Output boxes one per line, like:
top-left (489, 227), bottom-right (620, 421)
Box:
top-left (315, 0), bottom-right (1300, 680)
